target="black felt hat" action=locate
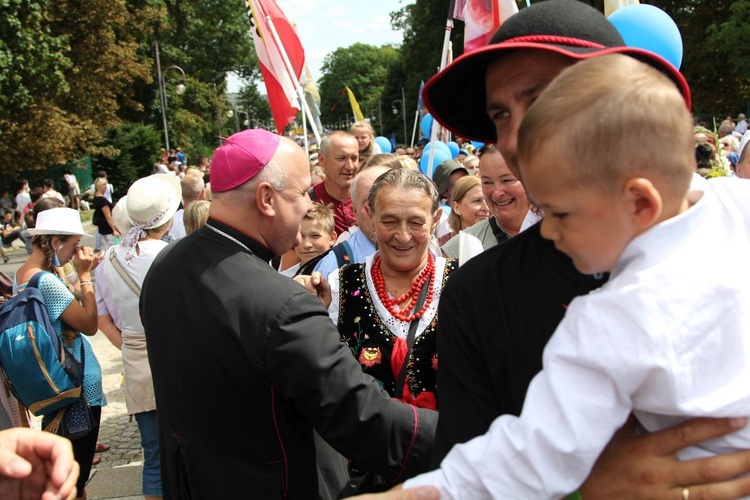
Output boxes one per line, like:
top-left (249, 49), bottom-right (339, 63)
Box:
top-left (423, 0), bottom-right (691, 143)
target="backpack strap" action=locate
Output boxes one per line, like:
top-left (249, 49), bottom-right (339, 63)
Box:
top-left (43, 406), bottom-right (66, 434)
top-left (332, 240), bottom-right (353, 268)
top-left (26, 271), bottom-right (48, 291)
top-left (109, 251), bottom-right (141, 297)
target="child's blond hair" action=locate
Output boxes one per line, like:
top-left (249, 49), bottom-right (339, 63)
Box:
top-left (184, 200), bottom-right (210, 235)
top-left (304, 202), bottom-right (335, 236)
top-left (518, 54), bottom-right (693, 200)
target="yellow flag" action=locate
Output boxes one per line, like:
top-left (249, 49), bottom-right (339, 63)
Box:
top-left (345, 87), bottom-right (365, 122)
top-left (604, 0), bottom-right (639, 17)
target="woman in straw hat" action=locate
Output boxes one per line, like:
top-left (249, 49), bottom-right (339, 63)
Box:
top-left (15, 207), bottom-right (103, 499)
top-left (102, 174), bottom-right (180, 500)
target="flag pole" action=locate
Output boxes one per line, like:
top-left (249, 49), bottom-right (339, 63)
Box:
top-left (411, 111), bottom-right (419, 147)
top-left (264, 15), bottom-right (321, 145)
top-left (427, 0), bottom-right (456, 178)
top-left (301, 101), bottom-right (309, 152)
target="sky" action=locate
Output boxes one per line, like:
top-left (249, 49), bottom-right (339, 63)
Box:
top-left (228, 0), bottom-right (408, 93)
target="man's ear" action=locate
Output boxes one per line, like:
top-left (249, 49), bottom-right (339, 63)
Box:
top-left (363, 204), bottom-right (376, 237)
top-left (255, 182), bottom-right (276, 217)
top-left (431, 207), bottom-right (443, 234)
top-left (624, 178), bottom-right (662, 229)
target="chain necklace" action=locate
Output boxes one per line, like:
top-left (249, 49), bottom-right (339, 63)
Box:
top-left (204, 223), bottom-right (251, 253)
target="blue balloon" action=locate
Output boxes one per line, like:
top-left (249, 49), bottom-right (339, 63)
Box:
top-left (423, 140), bottom-right (451, 158)
top-left (470, 140), bottom-right (484, 150)
top-left (420, 114), bottom-right (434, 138)
top-left (419, 148), bottom-right (451, 176)
top-left (608, 4), bottom-right (683, 69)
top-left (374, 136), bottom-right (392, 153)
top-left (447, 141), bottom-right (460, 158)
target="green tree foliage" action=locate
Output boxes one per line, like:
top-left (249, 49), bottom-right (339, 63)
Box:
top-left (237, 83), bottom-right (272, 130)
top-left (0, 0), bottom-right (71, 116)
top-left (382, 0), bottom-right (469, 144)
top-left (148, 0), bottom-right (258, 154)
top-left (0, 0), bottom-right (261, 178)
top-left (159, 0), bottom-right (257, 85)
top-left (95, 122), bottom-right (162, 196)
top-left (0, 0), bottom-right (158, 175)
top-left (638, 1), bottom-right (745, 118)
top-left (318, 43), bottom-right (399, 129)
top-left (705, 0), bottom-right (750, 113)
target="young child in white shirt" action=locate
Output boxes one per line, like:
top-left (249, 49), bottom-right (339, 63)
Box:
top-left (405, 54), bottom-right (750, 498)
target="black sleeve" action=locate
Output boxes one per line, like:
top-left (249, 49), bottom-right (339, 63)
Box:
top-left (266, 290), bottom-right (437, 482)
top-left (431, 261), bottom-right (504, 467)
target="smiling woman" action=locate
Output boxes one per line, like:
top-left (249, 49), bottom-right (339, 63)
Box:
top-left (328, 168), bottom-right (457, 411)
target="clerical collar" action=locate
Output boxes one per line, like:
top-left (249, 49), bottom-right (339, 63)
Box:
top-left (203, 218), bottom-right (275, 262)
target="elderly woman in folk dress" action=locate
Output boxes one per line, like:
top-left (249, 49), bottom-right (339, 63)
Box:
top-left (328, 168), bottom-right (457, 410)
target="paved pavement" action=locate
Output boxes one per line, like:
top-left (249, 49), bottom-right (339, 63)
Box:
top-left (1, 230), bottom-right (145, 499)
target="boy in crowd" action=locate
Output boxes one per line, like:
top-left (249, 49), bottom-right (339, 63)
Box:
top-left (281, 202), bottom-right (337, 277)
top-left (405, 54), bottom-right (750, 498)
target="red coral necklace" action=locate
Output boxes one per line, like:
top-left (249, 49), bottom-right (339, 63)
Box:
top-left (371, 253), bottom-right (435, 322)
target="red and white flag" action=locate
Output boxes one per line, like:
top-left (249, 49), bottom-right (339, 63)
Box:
top-left (245, 0), bottom-right (305, 134)
top-left (454, 0), bottom-right (518, 53)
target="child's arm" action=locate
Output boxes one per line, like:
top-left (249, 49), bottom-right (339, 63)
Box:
top-left (405, 298), bottom-right (641, 498)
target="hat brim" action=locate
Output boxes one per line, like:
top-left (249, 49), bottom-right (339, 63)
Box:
top-left (27, 228), bottom-right (94, 242)
top-left (423, 42), bottom-right (692, 143)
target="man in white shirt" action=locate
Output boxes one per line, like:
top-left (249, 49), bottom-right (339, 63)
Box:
top-left (169, 174), bottom-right (205, 240)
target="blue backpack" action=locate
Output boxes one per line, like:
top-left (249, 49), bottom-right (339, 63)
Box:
top-left (0, 272), bottom-right (83, 416)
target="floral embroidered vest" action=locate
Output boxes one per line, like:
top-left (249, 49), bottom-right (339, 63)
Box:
top-left (336, 259), bottom-right (457, 410)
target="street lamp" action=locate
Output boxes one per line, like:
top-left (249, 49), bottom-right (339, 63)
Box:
top-left (154, 41), bottom-right (187, 153)
top-left (239, 111), bottom-right (251, 129)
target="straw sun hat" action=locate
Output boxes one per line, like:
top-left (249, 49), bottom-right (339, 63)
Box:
top-left (125, 174), bottom-right (181, 230)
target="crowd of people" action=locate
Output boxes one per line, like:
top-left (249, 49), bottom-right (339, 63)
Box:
top-left (5, 1), bottom-right (750, 499)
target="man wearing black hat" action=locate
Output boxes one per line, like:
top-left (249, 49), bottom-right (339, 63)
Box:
top-left (402, 0), bottom-right (750, 498)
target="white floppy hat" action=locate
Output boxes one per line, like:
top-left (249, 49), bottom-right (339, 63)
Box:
top-left (126, 174), bottom-right (181, 229)
top-left (111, 196), bottom-right (132, 235)
top-left (28, 208), bottom-right (92, 241)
